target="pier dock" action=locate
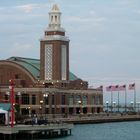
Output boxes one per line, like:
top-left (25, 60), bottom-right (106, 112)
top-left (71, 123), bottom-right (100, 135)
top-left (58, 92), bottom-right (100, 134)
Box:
top-left (0, 123), bottom-right (73, 140)
top-left (61, 114), bottom-right (140, 124)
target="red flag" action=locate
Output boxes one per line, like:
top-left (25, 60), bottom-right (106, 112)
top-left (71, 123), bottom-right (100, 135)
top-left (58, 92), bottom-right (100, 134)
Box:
top-left (112, 85), bottom-right (119, 91)
top-left (119, 85), bottom-right (126, 91)
top-left (106, 85), bottom-right (112, 91)
top-left (111, 85), bottom-right (119, 91)
top-left (106, 85), bottom-right (119, 91)
top-left (128, 83), bottom-right (135, 90)
top-left (96, 85), bottom-right (103, 90)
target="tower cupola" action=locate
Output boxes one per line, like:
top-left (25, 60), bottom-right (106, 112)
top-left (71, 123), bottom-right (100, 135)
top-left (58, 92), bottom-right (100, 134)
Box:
top-left (49, 4), bottom-right (61, 29)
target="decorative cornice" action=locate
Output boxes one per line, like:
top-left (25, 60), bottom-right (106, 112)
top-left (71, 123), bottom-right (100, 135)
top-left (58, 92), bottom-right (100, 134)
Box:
top-left (40, 35), bottom-right (69, 42)
top-left (45, 27), bottom-right (65, 32)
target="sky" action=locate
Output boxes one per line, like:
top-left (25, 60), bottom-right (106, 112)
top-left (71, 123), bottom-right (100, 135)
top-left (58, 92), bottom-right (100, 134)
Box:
top-left (0, 0), bottom-right (140, 104)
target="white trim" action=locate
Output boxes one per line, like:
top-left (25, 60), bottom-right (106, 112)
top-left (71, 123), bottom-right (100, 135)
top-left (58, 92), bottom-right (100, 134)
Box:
top-left (40, 35), bottom-right (69, 42)
top-left (45, 27), bottom-right (65, 32)
top-left (61, 45), bottom-right (67, 80)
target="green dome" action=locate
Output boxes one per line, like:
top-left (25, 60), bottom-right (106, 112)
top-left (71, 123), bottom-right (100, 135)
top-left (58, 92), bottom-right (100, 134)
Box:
top-left (7, 56), bottom-right (78, 81)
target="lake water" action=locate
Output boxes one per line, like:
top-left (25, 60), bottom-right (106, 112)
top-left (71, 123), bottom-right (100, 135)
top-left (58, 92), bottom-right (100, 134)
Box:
top-left (50, 121), bottom-right (140, 140)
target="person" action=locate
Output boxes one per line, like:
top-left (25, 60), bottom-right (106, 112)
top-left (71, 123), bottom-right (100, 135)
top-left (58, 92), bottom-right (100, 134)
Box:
top-left (32, 117), bottom-right (35, 125)
top-left (35, 116), bottom-right (38, 124)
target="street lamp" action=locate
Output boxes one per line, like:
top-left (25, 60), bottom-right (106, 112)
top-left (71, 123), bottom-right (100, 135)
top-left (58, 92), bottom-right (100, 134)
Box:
top-left (113, 101), bottom-right (116, 112)
top-left (40, 100), bottom-right (43, 119)
top-left (16, 91), bottom-right (21, 104)
top-left (43, 93), bottom-right (48, 120)
top-left (137, 102), bottom-right (140, 113)
top-left (106, 101), bottom-right (109, 113)
top-left (28, 106), bottom-right (31, 117)
top-left (9, 79), bottom-right (15, 128)
top-left (78, 100), bottom-right (82, 114)
top-left (130, 101), bottom-right (134, 111)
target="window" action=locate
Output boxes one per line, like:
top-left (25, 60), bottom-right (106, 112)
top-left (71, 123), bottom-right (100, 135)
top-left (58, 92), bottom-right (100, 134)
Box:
top-left (61, 45), bottom-right (67, 80)
top-left (61, 108), bottom-right (65, 114)
top-left (52, 95), bottom-right (55, 105)
top-left (55, 15), bottom-right (57, 22)
top-left (52, 108), bottom-right (55, 114)
top-left (15, 74), bottom-right (19, 79)
top-left (51, 16), bottom-right (53, 22)
top-left (45, 95), bottom-right (49, 105)
top-left (15, 95), bottom-right (19, 104)
top-left (45, 44), bottom-right (53, 80)
top-left (97, 96), bottom-right (100, 105)
top-left (69, 95), bottom-right (74, 105)
top-left (82, 95), bottom-right (88, 105)
top-left (61, 83), bottom-right (67, 87)
top-left (91, 96), bottom-right (95, 105)
top-left (45, 108), bottom-right (49, 114)
top-left (22, 94), bottom-right (29, 105)
top-left (76, 95), bottom-right (81, 105)
top-left (5, 94), bottom-right (9, 101)
top-left (32, 95), bottom-right (36, 105)
top-left (61, 95), bottom-right (65, 105)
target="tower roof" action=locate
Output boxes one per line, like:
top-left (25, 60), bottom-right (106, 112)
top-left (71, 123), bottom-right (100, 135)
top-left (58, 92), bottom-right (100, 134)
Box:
top-left (51, 4), bottom-right (60, 12)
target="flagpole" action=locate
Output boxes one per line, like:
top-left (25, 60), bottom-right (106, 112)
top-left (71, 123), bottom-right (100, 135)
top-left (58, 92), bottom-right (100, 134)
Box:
top-left (134, 84), bottom-right (136, 112)
top-left (125, 88), bottom-right (127, 112)
top-left (118, 91), bottom-right (119, 112)
top-left (111, 90), bottom-right (113, 112)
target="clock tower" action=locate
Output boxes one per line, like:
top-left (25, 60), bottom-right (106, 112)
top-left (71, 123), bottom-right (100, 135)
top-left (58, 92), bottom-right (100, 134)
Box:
top-left (40, 4), bottom-right (69, 85)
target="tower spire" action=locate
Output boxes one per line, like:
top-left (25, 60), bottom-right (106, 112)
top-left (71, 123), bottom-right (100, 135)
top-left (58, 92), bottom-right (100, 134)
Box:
top-left (48, 4), bottom-right (61, 29)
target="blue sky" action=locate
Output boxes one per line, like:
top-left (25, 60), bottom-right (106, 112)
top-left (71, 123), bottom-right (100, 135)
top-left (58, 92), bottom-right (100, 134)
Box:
top-left (0, 0), bottom-right (140, 104)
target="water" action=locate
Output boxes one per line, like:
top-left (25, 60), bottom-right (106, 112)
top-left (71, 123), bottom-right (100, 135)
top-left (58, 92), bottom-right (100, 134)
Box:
top-left (50, 121), bottom-right (140, 140)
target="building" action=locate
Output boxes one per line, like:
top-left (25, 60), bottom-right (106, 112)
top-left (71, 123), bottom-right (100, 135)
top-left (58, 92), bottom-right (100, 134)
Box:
top-left (0, 4), bottom-right (103, 119)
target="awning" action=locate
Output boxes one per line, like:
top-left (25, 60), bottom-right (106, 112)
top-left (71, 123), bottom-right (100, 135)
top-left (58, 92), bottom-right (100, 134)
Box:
top-left (0, 108), bottom-right (8, 114)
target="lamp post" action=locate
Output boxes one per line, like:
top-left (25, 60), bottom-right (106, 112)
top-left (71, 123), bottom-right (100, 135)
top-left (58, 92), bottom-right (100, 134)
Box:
top-left (9, 79), bottom-right (15, 128)
top-left (137, 102), bottom-right (140, 113)
top-left (78, 100), bottom-right (82, 114)
top-left (130, 101), bottom-right (134, 111)
top-left (17, 92), bottom-right (21, 104)
top-left (113, 101), bottom-right (116, 112)
top-left (43, 93), bottom-right (48, 120)
top-left (106, 101), bottom-right (109, 113)
top-left (28, 106), bottom-right (31, 117)
top-left (40, 100), bottom-right (43, 119)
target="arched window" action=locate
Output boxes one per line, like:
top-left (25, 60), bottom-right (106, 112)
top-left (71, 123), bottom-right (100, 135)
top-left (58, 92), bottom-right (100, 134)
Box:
top-left (55, 15), bottom-right (57, 22)
top-left (51, 16), bottom-right (53, 22)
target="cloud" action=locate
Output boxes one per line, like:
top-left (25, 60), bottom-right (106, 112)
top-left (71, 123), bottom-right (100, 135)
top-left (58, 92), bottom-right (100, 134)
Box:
top-left (10, 43), bottom-right (34, 56)
top-left (134, 9), bottom-right (140, 14)
top-left (65, 15), bottom-right (105, 23)
top-left (16, 4), bottom-right (49, 13)
top-left (119, 0), bottom-right (133, 5)
top-left (89, 10), bottom-right (96, 16)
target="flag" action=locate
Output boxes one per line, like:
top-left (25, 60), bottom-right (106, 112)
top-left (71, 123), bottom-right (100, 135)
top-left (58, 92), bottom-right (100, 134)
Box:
top-left (119, 85), bottom-right (126, 91)
top-left (106, 85), bottom-right (112, 91)
top-left (106, 85), bottom-right (119, 91)
top-left (128, 83), bottom-right (135, 90)
top-left (111, 85), bottom-right (119, 91)
top-left (96, 85), bottom-right (103, 90)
